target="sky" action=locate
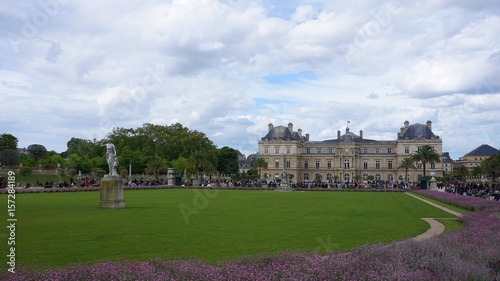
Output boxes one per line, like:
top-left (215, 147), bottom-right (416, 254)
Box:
top-left (1, 0), bottom-right (499, 160)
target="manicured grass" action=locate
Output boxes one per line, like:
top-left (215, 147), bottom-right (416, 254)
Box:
top-left (409, 192), bottom-right (469, 214)
top-left (0, 190), bottom-right (456, 268)
top-left (436, 218), bottom-right (463, 234)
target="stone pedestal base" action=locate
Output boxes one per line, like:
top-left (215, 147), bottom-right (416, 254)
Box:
top-left (99, 175), bottom-right (125, 209)
top-left (274, 184), bottom-right (294, 192)
top-left (429, 178), bottom-right (438, 191)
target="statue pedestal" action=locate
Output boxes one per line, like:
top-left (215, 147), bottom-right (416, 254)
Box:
top-left (274, 182), bottom-right (293, 192)
top-left (99, 175), bottom-right (125, 209)
top-left (167, 168), bottom-right (175, 185)
top-left (429, 177), bottom-right (438, 191)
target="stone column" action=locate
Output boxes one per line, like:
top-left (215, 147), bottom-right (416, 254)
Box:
top-left (99, 175), bottom-right (125, 209)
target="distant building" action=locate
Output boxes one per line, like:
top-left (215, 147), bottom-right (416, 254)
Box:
top-left (442, 152), bottom-right (454, 175)
top-left (237, 152), bottom-right (258, 174)
top-left (258, 121), bottom-right (444, 183)
top-left (454, 144), bottom-right (499, 172)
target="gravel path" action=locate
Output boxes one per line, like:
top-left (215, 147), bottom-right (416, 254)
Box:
top-left (406, 192), bottom-right (463, 241)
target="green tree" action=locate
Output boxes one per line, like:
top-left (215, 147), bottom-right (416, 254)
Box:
top-left (409, 145), bottom-right (441, 177)
top-left (0, 133), bottom-right (18, 151)
top-left (398, 158), bottom-right (416, 182)
top-left (145, 158), bottom-right (169, 180)
top-left (27, 144), bottom-right (47, 162)
top-left (19, 167), bottom-right (32, 182)
top-left (453, 165), bottom-right (470, 182)
top-left (217, 146), bottom-right (239, 175)
top-left (481, 153), bottom-right (500, 182)
top-left (172, 157), bottom-right (188, 174)
top-left (252, 158), bottom-right (267, 178)
top-left (0, 149), bottom-right (18, 165)
top-left (187, 151), bottom-right (209, 180)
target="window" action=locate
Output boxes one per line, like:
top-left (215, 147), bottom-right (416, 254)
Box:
top-left (388, 148), bottom-right (392, 154)
top-left (363, 148), bottom-right (368, 154)
top-left (363, 174), bottom-right (368, 181)
top-left (304, 173), bottom-right (309, 180)
top-left (417, 162), bottom-right (422, 169)
top-left (376, 161), bottom-right (380, 169)
top-left (275, 160), bottom-right (279, 168)
top-left (344, 173), bottom-right (350, 182)
top-left (317, 148), bottom-right (322, 154)
top-left (264, 147), bottom-right (268, 154)
top-left (375, 174), bottom-right (381, 181)
top-left (405, 146), bottom-right (409, 154)
top-left (275, 147), bottom-right (280, 154)
top-left (375, 148), bottom-right (380, 154)
top-left (327, 173), bottom-right (332, 180)
top-left (418, 146), bottom-right (422, 151)
top-left (344, 160), bottom-right (350, 169)
top-left (316, 160), bottom-right (320, 169)
top-left (286, 147), bottom-right (290, 154)
top-left (388, 160), bottom-right (393, 169)
top-left (304, 161), bottom-right (309, 168)
top-left (286, 160), bottom-right (290, 168)
top-left (306, 148), bottom-right (310, 154)
top-left (430, 163), bottom-right (435, 169)
top-left (363, 160), bottom-right (368, 169)
top-left (327, 160), bottom-right (332, 169)
top-left (388, 174), bottom-right (394, 182)
top-left (328, 148), bottom-right (333, 154)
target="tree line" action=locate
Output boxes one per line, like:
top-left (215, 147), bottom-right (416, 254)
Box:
top-left (0, 123), bottom-right (241, 179)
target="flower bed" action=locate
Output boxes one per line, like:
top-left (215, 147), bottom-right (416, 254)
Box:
top-left (4, 191), bottom-right (500, 280)
top-left (414, 190), bottom-right (500, 211)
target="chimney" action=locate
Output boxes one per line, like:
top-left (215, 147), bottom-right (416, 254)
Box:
top-left (298, 129), bottom-right (302, 137)
top-left (337, 130), bottom-right (341, 139)
top-left (426, 120), bottom-right (432, 131)
top-left (404, 120), bottom-right (409, 128)
top-left (306, 133), bottom-right (310, 141)
top-left (288, 122), bottom-right (293, 133)
top-left (268, 123), bottom-right (274, 132)
top-left (359, 130), bottom-right (363, 139)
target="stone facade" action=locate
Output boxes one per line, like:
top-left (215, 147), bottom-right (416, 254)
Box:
top-left (258, 121), bottom-right (443, 183)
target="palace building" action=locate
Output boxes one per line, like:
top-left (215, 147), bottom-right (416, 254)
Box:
top-left (257, 121), bottom-right (443, 183)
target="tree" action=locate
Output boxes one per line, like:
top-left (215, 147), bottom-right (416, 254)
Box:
top-left (19, 167), bottom-right (32, 182)
top-left (217, 146), bottom-right (239, 175)
top-left (187, 151), bottom-right (209, 180)
top-left (0, 133), bottom-right (18, 151)
top-left (172, 157), bottom-right (188, 174)
top-left (481, 153), bottom-right (500, 182)
top-left (0, 149), bottom-right (18, 165)
top-left (409, 145), bottom-right (441, 177)
top-left (145, 158), bottom-right (169, 180)
top-left (27, 144), bottom-right (47, 162)
top-left (453, 165), bottom-right (470, 181)
top-left (398, 158), bottom-right (416, 182)
top-left (252, 158), bottom-right (267, 178)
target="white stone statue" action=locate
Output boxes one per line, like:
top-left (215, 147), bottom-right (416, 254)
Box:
top-left (102, 139), bottom-right (119, 176)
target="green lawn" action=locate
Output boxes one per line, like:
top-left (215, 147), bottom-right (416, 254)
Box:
top-left (0, 190), bottom-right (456, 267)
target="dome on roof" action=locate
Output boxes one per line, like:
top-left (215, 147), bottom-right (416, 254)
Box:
top-left (399, 123), bottom-right (437, 140)
top-left (261, 125), bottom-right (306, 142)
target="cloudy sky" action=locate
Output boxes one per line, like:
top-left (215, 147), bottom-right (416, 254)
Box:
top-left (1, 0), bottom-right (499, 160)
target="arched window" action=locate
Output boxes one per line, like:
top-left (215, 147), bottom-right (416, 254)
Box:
top-left (327, 173), bottom-right (332, 180)
top-left (375, 174), bottom-right (381, 181)
top-left (304, 173), bottom-right (309, 180)
top-left (363, 174), bottom-right (368, 181)
top-left (388, 174), bottom-right (394, 182)
top-left (344, 173), bottom-right (350, 182)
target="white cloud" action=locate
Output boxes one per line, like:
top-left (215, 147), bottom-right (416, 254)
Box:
top-left (1, 0), bottom-right (499, 160)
